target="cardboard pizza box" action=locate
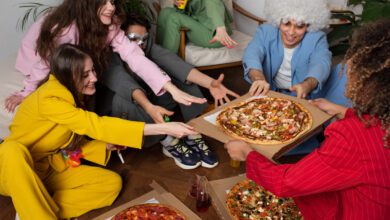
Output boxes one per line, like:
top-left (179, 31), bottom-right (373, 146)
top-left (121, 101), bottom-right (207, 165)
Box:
top-left (207, 174), bottom-right (247, 220)
top-left (188, 91), bottom-right (334, 162)
top-left (92, 181), bottom-right (201, 220)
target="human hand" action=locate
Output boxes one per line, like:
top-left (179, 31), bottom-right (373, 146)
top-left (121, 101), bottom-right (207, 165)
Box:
top-left (174, 0), bottom-right (186, 7)
top-left (209, 27), bottom-right (238, 48)
top-left (145, 105), bottom-right (174, 123)
top-left (249, 80), bottom-right (270, 96)
top-left (309, 98), bottom-right (347, 119)
top-left (5, 93), bottom-right (24, 113)
top-left (209, 74), bottom-right (240, 107)
top-left (106, 144), bottom-right (125, 151)
top-left (162, 122), bottom-right (198, 138)
top-left (290, 78), bottom-right (318, 99)
top-left (164, 82), bottom-right (207, 106)
top-left (224, 140), bottom-right (253, 161)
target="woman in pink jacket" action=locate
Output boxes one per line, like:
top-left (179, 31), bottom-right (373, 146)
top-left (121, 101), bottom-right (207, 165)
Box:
top-left (5, 0), bottom-right (206, 112)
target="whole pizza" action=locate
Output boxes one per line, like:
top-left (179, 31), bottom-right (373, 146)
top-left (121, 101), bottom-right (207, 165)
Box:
top-left (226, 179), bottom-right (302, 220)
top-left (111, 203), bottom-right (187, 220)
top-left (216, 97), bottom-right (312, 144)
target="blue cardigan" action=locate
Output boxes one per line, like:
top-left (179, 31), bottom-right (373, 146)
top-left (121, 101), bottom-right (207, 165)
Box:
top-left (243, 24), bottom-right (332, 98)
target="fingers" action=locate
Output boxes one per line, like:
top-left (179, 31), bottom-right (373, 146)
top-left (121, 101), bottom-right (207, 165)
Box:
top-left (163, 109), bottom-right (174, 116)
top-left (249, 84), bottom-right (260, 96)
top-left (260, 84), bottom-right (270, 96)
top-left (217, 73), bottom-right (225, 82)
top-left (227, 89), bottom-right (240, 98)
top-left (225, 36), bottom-right (238, 47)
top-left (180, 122), bottom-right (194, 130)
top-left (154, 115), bottom-right (165, 124)
top-left (209, 37), bottom-right (216, 44)
top-left (186, 96), bottom-right (207, 105)
top-left (253, 85), bottom-right (264, 96)
top-left (289, 86), bottom-right (302, 99)
top-left (217, 98), bottom-right (224, 107)
top-left (4, 94), bottom-right (24, 113)
top-left (223, 96), bottom-right (231, 104)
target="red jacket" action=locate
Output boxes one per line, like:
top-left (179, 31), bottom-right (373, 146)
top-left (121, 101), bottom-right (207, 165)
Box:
top-left (247, 109), bottom-right (390, 220)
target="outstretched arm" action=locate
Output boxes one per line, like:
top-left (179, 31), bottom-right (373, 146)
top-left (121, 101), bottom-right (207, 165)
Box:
top-left (186, 70), bottom-right (239, 107)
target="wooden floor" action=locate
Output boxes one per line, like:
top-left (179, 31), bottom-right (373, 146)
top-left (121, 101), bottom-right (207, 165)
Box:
top-left (0, 67), bottom-right (305, 219)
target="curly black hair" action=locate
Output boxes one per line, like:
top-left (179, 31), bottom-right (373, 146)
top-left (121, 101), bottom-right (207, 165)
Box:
top-left (343, 19), bottom-right (390, 147)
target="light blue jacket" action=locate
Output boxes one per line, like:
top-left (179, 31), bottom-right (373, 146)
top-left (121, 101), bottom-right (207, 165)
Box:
top-left (243, 24), bottom-right (332, 98)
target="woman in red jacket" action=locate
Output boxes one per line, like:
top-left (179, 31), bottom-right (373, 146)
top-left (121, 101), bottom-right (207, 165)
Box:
top-left (225, 19), bottom-right (390, 220)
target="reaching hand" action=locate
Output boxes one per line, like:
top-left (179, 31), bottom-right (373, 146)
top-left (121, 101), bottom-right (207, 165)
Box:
top-left (167, 84), bottom-right (207, 106)
top-left (5, 93), bottom-right (24, 113)
top-left (162, 122), bottom-right (198, 138)
top-left (209, 27), bottom-right (238, 48)
top-left (309, 98), bottom-right (347, 119)
top-left (209, 74), bottom-right (239, 107)
top-left (224, 140), bottom-right (254, 161)
top-left (145, 105), bottom-right (174, 123)
top-left (290, 78), bottom-right (318, 99)
top-left (289, 82), bottom-right (312, 99)
top-left (249, 80), bottom-right (270, 96)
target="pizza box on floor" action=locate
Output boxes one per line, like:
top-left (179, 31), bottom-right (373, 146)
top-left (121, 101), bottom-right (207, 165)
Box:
top-left (188, 91), bottom-right (334, 162)
top-left (93, 181), bottom-right (201, 220)
top-left (208, 174), bottom-right (247, 220)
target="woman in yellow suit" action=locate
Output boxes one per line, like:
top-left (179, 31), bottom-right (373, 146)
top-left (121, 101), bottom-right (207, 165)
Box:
top-left (0, 44), bottom-right (197, 219)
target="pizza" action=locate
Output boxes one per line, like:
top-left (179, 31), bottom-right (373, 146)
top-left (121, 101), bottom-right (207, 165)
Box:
top-left (226, 179), bottom-right (302, 220)
top-left (111, 203), bottom-right (187, 220)
top-left (216, 97), bottom-right (312, 144)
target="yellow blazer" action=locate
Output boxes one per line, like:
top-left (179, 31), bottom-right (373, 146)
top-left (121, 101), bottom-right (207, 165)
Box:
top-left (5, 75), bottom-right (144, 175)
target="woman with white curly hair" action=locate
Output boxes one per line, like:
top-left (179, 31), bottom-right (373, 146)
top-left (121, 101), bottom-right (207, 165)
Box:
top-left (243, 0), bottom-right (331, 99)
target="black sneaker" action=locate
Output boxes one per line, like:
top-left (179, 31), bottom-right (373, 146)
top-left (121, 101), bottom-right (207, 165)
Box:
top-left (185, 135), bottom-right (219, 168)
top-left (162, 138), bottom-right (201, 169)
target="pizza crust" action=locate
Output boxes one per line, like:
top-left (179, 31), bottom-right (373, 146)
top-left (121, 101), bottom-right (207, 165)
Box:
top-left (216, 97), bottom-right (313, 145)
top-left (112, 203), bottom-right (188, 220)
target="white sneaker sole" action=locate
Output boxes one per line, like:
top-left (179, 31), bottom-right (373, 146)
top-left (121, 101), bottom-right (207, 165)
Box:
top-left (201, 161), bottom-right (219, 168)
top-left (162, 148), bottom-right (201, 170)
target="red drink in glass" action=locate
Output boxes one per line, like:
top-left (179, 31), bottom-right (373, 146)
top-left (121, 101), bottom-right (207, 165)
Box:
top-left (196, 192), bottom-right (211, 212)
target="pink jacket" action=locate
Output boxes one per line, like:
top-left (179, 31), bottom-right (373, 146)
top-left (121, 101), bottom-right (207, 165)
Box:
top-left (15, 16), bottom-right (170, 97)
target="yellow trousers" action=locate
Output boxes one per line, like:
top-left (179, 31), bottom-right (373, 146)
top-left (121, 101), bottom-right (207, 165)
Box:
top-left (0, 141), bottom-right (122, 219)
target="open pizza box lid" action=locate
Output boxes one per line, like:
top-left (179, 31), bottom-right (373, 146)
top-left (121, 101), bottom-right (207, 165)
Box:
top-left (188, 91), bottom-right (334, 162)
top-left (207, 174), bottom-right (247, 220)
top-left (92, 181), bottom-right (201, 220)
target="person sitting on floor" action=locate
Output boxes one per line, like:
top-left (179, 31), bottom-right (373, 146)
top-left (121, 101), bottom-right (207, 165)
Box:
top-left (156, 0), bottom-right (237, 53)
top-left (96, 13), bottom-right (239, 169)
top-left (225, 19), bottom-right (390, 220)
top-left (243, 0), bottom-right (331, 99)
top-left (0, 44), bottom-right (197, 220)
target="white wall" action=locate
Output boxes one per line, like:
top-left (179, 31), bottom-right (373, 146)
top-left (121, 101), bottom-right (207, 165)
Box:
top-left (0, 0), bottom-right (61, 60)
top-left (233, 0), bottom-right (265, 36)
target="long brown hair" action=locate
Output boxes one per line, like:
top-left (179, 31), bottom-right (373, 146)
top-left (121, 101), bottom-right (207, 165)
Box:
top-left (50, 44), bottom-right (93, 150)
top-left (36, 0), bottom-right (125, 74)
top-left (343, 19), bottom-right (390, 147)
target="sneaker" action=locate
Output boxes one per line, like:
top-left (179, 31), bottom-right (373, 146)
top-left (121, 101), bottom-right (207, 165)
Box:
top-left (185, 135), bottom-right (219, 168)
top-left (162, 138), bottom-right (201, 169)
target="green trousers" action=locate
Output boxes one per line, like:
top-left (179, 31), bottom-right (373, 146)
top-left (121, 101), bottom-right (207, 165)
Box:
top-left (157, 7), bottom-right (223, 53)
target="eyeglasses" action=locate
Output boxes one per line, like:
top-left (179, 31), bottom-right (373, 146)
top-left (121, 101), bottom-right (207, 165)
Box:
top-left (127, 32), bottom-right (149, 46)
